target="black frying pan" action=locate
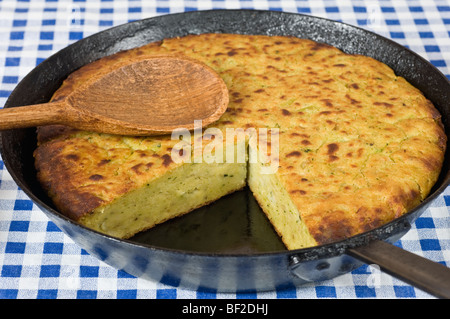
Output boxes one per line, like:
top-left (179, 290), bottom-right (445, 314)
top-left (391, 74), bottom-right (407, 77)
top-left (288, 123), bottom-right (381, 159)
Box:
top-left (2, 10), bottom-right (450, 298)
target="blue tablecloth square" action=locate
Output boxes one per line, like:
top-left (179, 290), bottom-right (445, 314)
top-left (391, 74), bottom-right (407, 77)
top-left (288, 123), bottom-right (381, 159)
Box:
top-left (381, 6), bottom-right (396, 13)
top-left (37, 289), bottom-right (58, 299)
top-left (425, 45), bottom-right (441, 52)
top-left (12, 20), bottom-right (27, 27)
top-left (13, 199), bottom-right (33, 211)
top-left (77, 290), bottom-right (97, 299)
top-left (38, 44), bottom-right (53, 51)
top-left (2, 76), bottom-right (19, 84)
top-left (409, 6), bottom-right (424, 12)
top-left (9, 221), bottom-right (29, 232)
top-left (419, 239), bottom-right (442, 251)
top-left (275, 287), bottom-right (297, 299)
top-left (415, 217), bottom-right (435, 229)
top-left (43, 242), bottom-right (64, 254)
top-left (117, 269), bottom-right (135, 279)
top-left (390, 32), bottom-right (405, 38)
top-left (0, 289), bottom-right (18, 299)
top-left (234, 291), bottom-right (257, 299)
top-left (394, 285), bottom-right (416, 298)
top-left (100, 8), bottom-right (113, 14)
top-left (1, 265), bottom-right (22, 277)
top-left (117, 289), bottom-right (138, 299)
top-left (46, 222), bottom-right (62, 232)
top-left (355, 285), bottom-right (376, 298)
top-left (156, 288), bottom-right (177, 299)
top-left (415, 18), bottom-right (429, 24)
top-left (437, 5), bottom-right (450, 11)
top-left (40, 32), bottom-right (54, 40)
top-left (99, 20), bottom-right (113, 27)
top-left (7, 46), bottom-right (23, 52)
top-left (39, 265), bottom-right (61, 278)
top-left (80, 265), bottom-right (99, 278)
top-left (129, 7), bottom-right (141, 13)
top-left (325, 7), bottom-right (339, 13)
top-left (69, 31), bottom-right (83, 40)
top-left (197, 290), bottom-right (218, 299)
top-left (419, 31), bottom-right (435, 38)
top-left (156, 7), bottom-right (170, 13)
top-left (297, 8), bottom-right (312, 13)
top-left (386, 19), bottom-right (401, 25)
top-left (5, 57), bottom-right (20, 67)
top-left (5, 242), bottom-right (26, 254)
top-left (10, 32), bottom-right (24, 40)
top-left (42, 19), bottom-right (56, 26)
top-left (313, 285), bottom-right (336, 298)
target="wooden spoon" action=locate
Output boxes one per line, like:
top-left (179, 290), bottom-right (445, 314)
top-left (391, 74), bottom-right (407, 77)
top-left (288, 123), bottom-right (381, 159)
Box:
top-left (0, 55), bottom-right (229, 136)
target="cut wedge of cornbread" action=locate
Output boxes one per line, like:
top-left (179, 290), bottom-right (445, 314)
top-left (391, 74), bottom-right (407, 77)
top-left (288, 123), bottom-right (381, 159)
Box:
top-left (81, 160), bottom-right (247, 239)
top-left (35, 127), bottom-right (247, 239)
top-left (34, 33), bottom-right (446, 249)
top-left (248, 133), bottom-right (318, 249)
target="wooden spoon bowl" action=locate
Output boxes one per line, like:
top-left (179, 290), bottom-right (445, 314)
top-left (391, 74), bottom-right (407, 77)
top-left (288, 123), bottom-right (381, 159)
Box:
top-left (0, 55), bottom-right (229, 136)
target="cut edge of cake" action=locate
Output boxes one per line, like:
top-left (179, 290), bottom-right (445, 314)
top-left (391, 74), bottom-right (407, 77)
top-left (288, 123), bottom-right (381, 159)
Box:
top-left (78, 138), bottom-right (249, 239)
top-left (247, 133), bottom-right (319, 249)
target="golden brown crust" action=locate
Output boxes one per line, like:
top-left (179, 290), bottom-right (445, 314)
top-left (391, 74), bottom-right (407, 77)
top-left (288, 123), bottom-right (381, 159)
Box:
top-left (34, 33), bottom-right (446, 245)
top-left (34, 137), bottom-right (106, 220)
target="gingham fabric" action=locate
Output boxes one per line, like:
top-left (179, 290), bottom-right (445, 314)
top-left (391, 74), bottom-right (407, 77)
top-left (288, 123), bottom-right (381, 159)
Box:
top-left (0, 0), bottom-right (449, 299)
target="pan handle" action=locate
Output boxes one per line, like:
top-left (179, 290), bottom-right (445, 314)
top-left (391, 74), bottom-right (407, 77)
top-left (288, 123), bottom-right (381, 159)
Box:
top-left (347, 240), bottom-right (450, 299)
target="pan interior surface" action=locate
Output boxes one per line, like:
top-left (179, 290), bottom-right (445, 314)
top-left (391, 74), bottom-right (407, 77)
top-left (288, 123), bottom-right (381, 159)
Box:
top-left (130, 187), bottom-right (287, 253)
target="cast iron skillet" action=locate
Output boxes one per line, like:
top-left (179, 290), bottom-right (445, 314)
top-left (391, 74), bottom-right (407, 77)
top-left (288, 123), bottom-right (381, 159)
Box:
top-left (2, 10), bottom-right (450, 297)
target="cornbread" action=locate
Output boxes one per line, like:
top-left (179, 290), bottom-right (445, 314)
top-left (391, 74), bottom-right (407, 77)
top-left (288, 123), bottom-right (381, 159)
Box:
top-left (34, 33), bottom-right (446, 249)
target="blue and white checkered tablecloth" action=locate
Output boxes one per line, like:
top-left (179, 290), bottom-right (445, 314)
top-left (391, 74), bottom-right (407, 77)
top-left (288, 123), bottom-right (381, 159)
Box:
top-left (0, 0), bottom-right (449, 300)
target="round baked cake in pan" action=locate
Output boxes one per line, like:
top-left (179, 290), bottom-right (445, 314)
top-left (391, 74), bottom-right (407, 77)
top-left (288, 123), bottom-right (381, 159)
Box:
top-left (33, 33), bottom-right (446, 250)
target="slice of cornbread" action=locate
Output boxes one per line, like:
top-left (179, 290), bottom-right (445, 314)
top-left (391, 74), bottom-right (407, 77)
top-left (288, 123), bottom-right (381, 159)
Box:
top-left (34, 33), bottom-right (446, 249)
top-left (35, 128), bottom-right (247, 239)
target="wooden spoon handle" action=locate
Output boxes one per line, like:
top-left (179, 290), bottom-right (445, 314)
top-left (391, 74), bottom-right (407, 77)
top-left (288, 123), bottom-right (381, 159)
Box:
top-left (0, 101), bottom-right (68, 130)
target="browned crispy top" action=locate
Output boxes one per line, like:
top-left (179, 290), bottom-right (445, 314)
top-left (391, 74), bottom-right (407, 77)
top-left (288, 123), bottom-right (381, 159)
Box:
top-left (34, 33), bottom-right (446, 244)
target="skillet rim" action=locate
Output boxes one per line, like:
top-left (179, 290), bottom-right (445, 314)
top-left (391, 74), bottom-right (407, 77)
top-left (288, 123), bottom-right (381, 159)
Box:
top-left (1, 8), bottom-right (449, 260)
